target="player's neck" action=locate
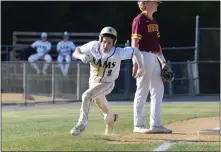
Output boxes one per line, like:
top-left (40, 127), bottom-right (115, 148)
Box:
top-left (142, 11), bottom-right (153, 20)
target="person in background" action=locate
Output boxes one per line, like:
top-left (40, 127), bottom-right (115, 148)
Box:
top-left (57, 32), bottom-right (76, 76)
top-left (28, 32), bottom-right (52, 75)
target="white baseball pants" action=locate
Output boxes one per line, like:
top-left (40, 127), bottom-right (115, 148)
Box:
top-left (28, 53), bottom-right (52, 72)
top-left (78, 82), bottom-right (115, 126)
top-left (57, 54), bottom-right (71, 73)
top-left (134, 51), bottom-right (164, 127)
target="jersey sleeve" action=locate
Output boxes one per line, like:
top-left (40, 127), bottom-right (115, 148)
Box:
top-left (119, 47), bottom-right (134, 60)
top-left (77, 41), bottom-right (96, 56)
top-left (31, 41), bottom-right (38, 48)
top-left (131, 18), bottom-right (144, 40)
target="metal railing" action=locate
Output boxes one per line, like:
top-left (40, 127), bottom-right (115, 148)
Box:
top-left (1, 16), bottom-right (201, 62)
top-left (1, 60), bottom-right (219, 104)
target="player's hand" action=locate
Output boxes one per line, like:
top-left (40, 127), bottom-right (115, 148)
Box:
top-left (162, 62), bottom-right (167, 69)
top-left (79, 54), bottom-right (90, 63)
top-left (132, 63), bottom-right (138, 77)
top-left (134, 68), bottom-right (145, 78)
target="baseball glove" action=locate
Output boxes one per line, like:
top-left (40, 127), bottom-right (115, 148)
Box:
top-left (161, 66), bottom-right (175, 82)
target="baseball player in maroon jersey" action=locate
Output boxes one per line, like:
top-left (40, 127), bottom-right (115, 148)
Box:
top-left (131, 0), bottom-right (172, 134)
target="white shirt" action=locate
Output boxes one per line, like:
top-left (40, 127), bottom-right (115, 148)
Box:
top-left (57, 40), bottom-right (76, 55)
top-left (78, 41), bottom-right (135, 83)
top-left (31, 40), bottom-right (51, 56)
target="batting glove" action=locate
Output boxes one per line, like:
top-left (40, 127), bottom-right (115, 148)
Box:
top-left (79, 54), bottom-right (90, 64)
top-left (134, 68), bottom-right (145, 78)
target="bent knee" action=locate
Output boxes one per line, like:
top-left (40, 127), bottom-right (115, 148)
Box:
top-left (28, 56), bottom-right (35, 62)
top-left (82, 92), bottom-right (93, 102)
top-left (57, 60), bottom-right (63, 63)
top-left (46, 57), bottom-right (52, 63)
top-left (28, 57), bottom-right (32, 62)
top-left (94, 98), bottom-right (102, 105)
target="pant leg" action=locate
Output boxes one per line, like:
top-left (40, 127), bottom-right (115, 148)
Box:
top-left (42, 54), bottom-right (52, 72)
top-left (57, 55), bottom-right (65, 73)
top-left (149, 56), bottom-right (164, 127)
top-left (94, 96), bottom-right (114, 124)
top-left (134, 52), bottom-right (155, 127)
top-left (78, 82), bottom-right (115, 126)
top-left (64, 54), bottom-right (71, 73)
top-left (28, 54), bottom-right (40, 71)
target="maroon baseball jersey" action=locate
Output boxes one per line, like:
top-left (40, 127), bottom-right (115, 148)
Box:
top-left (131, 13), bottom-right (161, 53)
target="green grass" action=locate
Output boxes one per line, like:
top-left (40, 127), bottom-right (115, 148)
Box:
top-left (169, 143), bottom-right (220, 151)
top-left (2, 102), bottom-right (220, 151)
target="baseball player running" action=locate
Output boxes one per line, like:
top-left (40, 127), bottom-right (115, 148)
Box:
top-left (57, 32), bottom-right (76, 76)
top-left (70, 27), bottom-right (145, 136)
top-left (131, 0), bottom-right (172, 134)
top-left (28, 32), bottom-right (52, 75)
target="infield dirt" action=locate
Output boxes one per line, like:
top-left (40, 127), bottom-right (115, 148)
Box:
top-left (105, 117), bottom-right (220, 145)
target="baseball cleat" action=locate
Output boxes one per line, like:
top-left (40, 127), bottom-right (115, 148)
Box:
top-left (146, 126), bottom-right (172, 134)
top-left (70, 123), bottom-right (86, 136)
top-left (133, 126), bottom-right (150, 134)
top-left (105, 113), bottom-right (119, 135)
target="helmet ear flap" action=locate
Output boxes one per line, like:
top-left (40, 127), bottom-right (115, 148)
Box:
top-left (114, 39), bottom-right (117, 45)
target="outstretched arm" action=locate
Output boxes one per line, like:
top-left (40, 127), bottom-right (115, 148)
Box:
top-left (120, 47), bottom-right (145, 78)
top-left (132, 48), bottom-right (144, 70)
top-left (73, 48), bottom-right (82, 59)
top-left (131, 38), bottom-right (140, 77)
top-left (132, 48), bottom-right (145, 78)
top-left (72, 41), bottom-right (97, 63)
top-left (72, 48), bottom-right (90, 63)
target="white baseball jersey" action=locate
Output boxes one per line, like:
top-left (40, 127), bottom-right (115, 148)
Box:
top-left (78, 41), bottom-right (135, 83)
top-left (31, 40), bottom-right (51, 55)
top-left (57, 40), bottom-right (76, 55)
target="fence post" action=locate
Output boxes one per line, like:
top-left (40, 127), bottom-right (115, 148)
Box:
top-left (167, 60), bottom-right (173, 96)
top-left (192, 15), bottom-right (200, 95)
top-left (6, 47), bottom-right (9, 61)
top-left (23, 62), bottom-right (27, 105)
top-left (51, 63), bottom-right (55, 103)
top-left (187, 60), bottom-right (194, 96)
top-left (76, 62), bottom-right (81, 100)
top-left (194, 15), bottom-right (200, 61)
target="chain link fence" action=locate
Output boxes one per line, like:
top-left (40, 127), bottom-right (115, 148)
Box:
top-left (1, 60), bottom-right (219, 104)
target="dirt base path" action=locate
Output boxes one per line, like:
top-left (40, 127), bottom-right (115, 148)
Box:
top-left (1, 93), bottom-right (68, 103)
top-left (106, 117), bottom-right (220, 145)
